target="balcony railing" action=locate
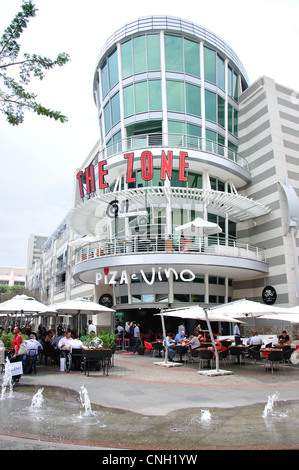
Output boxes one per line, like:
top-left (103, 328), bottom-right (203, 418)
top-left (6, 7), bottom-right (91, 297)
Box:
top-left (103, 133), bottom-right (249, 172)
top-left (74, 235), bottom-right (266, 265)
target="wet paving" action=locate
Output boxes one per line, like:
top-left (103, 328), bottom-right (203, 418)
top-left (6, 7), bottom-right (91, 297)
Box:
top-left (1, 385), bottom-right (299, 450)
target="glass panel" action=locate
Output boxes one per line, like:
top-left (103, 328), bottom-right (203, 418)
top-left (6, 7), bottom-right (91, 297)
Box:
top-left (187, 123), bottom-right (201, 148)
top-left (133, 36), bottom-right (146, 74)
top-left (149, 80), bottom-right (162, 111)
top-left (101, 61), bottom-right (109, 97)
top-left (135, 81), bottom-right (148, 113)
top-left (188, 172), bottom-right (202, 188)
top-left (228, 104), bottom-right (233, 133)
top-left (121, 40), bottom-right (133, 78)
top-left (168, 120), bottom-right (185, 147)
top-left (108, 49), bottom-right (118, 88)
top-left (217, 54), bottom-right (225, 90)
top-left (184, 38), bottom-right (200, 77)
top-left (166, 80), bottom-right (185, 112)
top-left (147, 34), bottom-right (160, 71)
top-left (233, 72), bottom-right (238, 101)
top-left (111, 92), bottom-right (120, 126)
top-left (227, 66), bottom-right (233, 97)
top-left (104, 102), bottom-right (111, 133)
top-left (218, 95), bottom-right (225, 128)
top-left (204, 47), bottom-right (216, 83)
top-left (123, 85), bottom-right (134, 117)
top-left (186, 83), bottom-right (201, 117)
top-left (205, 90), bottom-right (216, 122)
top-left (234, 109), bottom-right (238, 137)
top-left (165, 35), bottom-right (183, 72)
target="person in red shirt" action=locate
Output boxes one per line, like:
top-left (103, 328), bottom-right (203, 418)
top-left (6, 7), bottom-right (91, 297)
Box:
top-left (12, 327), bottom-right (23, 358)
top-left (11, 327), bottom-right (23, 383)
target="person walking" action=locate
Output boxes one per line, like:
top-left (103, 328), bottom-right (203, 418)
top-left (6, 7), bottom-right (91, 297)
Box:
top-left (133, 323), bottom-right (140, 354)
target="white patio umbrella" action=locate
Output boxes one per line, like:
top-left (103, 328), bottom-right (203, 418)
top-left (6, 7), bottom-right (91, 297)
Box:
top-left (256, 313), bottom-right (299, 323)
top-left (155, 305), bottom-right (243, 372)
top-left (0, 294), bottom-right (57, 314)
top-left (47, 297), bottom-right (115, 334)
top-left (0, 294), bottom-right (57, 330)
top-left (207, 298), bottom-right (291, 318)
top-left (175, 217), bottom-right (222, 236)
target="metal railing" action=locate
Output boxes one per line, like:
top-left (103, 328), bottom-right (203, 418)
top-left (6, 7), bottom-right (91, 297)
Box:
top-left (74, 235), bottom-right (266, 265)
top-left (104, 133), bottom-right (249, 171)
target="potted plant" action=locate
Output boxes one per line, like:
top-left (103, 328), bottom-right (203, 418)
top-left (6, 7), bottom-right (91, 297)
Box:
top-left (137, 342), bottom-right (145, 355)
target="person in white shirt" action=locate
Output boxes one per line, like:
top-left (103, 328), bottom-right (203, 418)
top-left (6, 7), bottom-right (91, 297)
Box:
top-left (70, 334), bottom-right (83, 352)
top-left (58, 331), bottom-right (73, 357)
top-left (87, 320), bottom-right (97, 335)
top-left (26, 335), bottom-right (43, 353)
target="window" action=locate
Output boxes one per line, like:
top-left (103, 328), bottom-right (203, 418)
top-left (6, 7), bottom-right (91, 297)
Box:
top-left (186, 83), bottom-right (201, 117)
top-left (184, 38), bottom-right (200, 77)
top-left (165, 35), bottom-right (183, 72)
top-left (134, 36), bottom-right (146, 74)
top-left (148, 80), bottom-right (162, 111)
top-left (166, 80), bottom-right (185, 113)
top-left (204, 47), bottom-right (216, 84)
top-left (205, 90), bottom-right (216, 122)
top-left (147, 35), bottom-right (160, 70)
top-left (135, 81), bottom-right (148, 113)
top-left (101, 62), bottom-right (109, 97)
top-left (121, 40), bottom-right (133, 78)
top-left (218, 95), bottom-right (225, 128)
top-left (123, 85), bottom-right (134, 117)
top-left (111, 92), bottom-right (120, 126)
top-left (108, 49), bottom-right (118, 89)
top-left (217, 54), bottom-right (225, 90)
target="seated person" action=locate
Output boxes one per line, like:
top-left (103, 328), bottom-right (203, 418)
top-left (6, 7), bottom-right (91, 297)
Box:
top-left (23, 334), bottom-right (43, 363)
top-left (58, 330), bottom-right (73, 358)
top-left (166, 333), bottom-right (176, 361)
top-left (248, 330), bottom-right (263, 348)
top-left (174, 330), bottom-right (187, 345)
top-left (70, 333), bottom-right (84, 351)
top-left (278, 331), bottom-right (290, 345)
top-left (189, 333), bottom-right (202, 351)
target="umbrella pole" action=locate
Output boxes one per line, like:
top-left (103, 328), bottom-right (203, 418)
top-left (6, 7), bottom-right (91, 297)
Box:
top-left (160, 312), bottom-right (168, 363)
top-left (204, 308), bottom-right (219, 372)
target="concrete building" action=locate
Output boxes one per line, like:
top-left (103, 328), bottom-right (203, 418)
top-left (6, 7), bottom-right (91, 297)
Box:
top-left (27, 16), bottom-right (299, 334)
top-left (0, 266), bottom-right (25, 287)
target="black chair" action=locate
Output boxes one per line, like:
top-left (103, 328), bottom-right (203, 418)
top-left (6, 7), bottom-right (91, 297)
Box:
top-left (175, 346), bottom-right (188, 363)
top-left (198, 349), bottom-right (213, 369)
top-left (24, 349), bottom-right (39, 374)
top-left (283, 347), bottom-right (292, 363)
top-left (190, 348), bottom-right (200, 363)
top-left (248, 345), bottom-right (261, 363)
top-left (229, 346), bottom-right (245, 365)
top-left (153, 342), bottom-right (164, 357)
top-left (70, 348), bottom-right (83, 371)
top-left (267, 350), bottom-right (284, 374)
top-left (41, 342), bottom-right (53, 366)
top-left (217, 349), bottom-right (229, 368)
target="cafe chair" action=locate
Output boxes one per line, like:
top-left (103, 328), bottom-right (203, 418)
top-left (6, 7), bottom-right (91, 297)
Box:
top-left (144, 341), bottom-right (154, 355)
top-left (175, 345), bottom-right (189, 363)
top-left (216, 349), bottom-right (229, 368)
top-left (266, 350), bottom-right (284, 374)
top-left (190, 348), bottom-right (200, 363)
top-left (248, 345), bottom-right (262, 363)
top-left (23, 349), bottom-right (39, 374)
top-left (153, 342), bottom-right (164, 357)
top-left (198, 349), bottom-right (213, 370)
top-left (283, 347), bottom-right (293, 364)
top-left (229, 346), bottom-right (245, 366)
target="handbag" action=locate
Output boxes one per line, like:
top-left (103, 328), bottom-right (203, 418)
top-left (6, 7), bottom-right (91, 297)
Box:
top-left (16, 341), bottom-right (27, 356)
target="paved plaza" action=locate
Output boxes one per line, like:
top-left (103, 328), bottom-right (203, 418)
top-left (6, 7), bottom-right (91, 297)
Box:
top-left (1, 352), bottom-right (299, 450)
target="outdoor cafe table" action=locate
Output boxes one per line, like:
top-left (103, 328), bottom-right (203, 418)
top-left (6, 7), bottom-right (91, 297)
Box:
top-left (228, 344), bottom-right (248, 364)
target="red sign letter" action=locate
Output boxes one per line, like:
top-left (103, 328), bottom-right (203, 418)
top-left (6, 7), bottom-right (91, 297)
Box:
top-left (141, 151), bottom-right (153, 181)
top-left (179, 151), bottom-right (188, 181)
top-left (76, 171), bottom-right (84, 198)
top-left (85, 165), bottom-right (96, 194)
top-left (161, 150), bottom-right (173, 181)
top-left (124, 153), bottom-right (136, 183)
top-left (98, 160), bottom-right (108, 188)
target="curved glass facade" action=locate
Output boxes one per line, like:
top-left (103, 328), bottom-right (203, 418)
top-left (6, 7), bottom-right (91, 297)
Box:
top-left (94, 17), bottom-right (246, 155)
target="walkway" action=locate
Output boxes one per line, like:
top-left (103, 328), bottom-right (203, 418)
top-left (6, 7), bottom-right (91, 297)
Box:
top-left (1, 352), bottom-right (299, 450)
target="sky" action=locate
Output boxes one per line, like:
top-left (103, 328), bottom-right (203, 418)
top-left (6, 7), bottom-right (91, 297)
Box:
top-left (0, 0), bottom-right (299, 268)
